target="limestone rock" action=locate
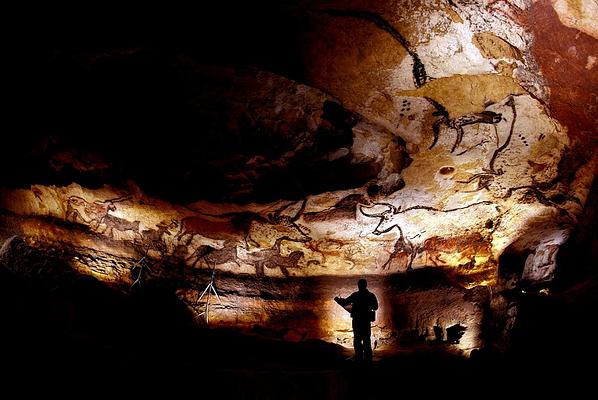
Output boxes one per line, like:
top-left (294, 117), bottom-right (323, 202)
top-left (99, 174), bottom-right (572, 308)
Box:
top-left (1, 0), bottom-right (596, 357)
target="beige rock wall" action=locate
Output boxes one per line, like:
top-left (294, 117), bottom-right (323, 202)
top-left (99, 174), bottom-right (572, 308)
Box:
top-left (1, 0), bottom-right (596, 352)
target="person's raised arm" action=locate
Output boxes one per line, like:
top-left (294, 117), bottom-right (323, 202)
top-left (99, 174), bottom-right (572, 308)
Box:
top-left (336, 292), bottom-right (358, 306)
top-left (334, 295), bottom-right (350, 306)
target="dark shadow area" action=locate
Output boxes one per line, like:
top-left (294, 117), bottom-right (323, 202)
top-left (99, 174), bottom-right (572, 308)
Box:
top-left (0, 254), bottom-right (475, 398)
top-left (555, 177), bottom-right (598, 289)
top-left (385, 267), bottom-right (455, 291)
top-left (0, 238), bottom-right (595, 397)
top-left (498, 245), bottom-right (529, 285)
top-left (433, 325), bottom-right (444, 342)
top-left (5, 40), bottom-right (378, 204)
top-left (446, 324), bottom-right (466, 343)
top-left (507, 273), bottom-right (598, 372)
top-left (8, 2), bottom-right (387, 205)
top-left (503, 177), bottom-right (598, 376)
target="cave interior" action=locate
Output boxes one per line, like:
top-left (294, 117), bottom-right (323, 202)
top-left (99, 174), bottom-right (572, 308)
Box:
top-left (2, 0), bottom-right (598, 396)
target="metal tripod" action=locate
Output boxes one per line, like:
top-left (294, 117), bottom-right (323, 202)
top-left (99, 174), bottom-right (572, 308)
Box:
top-left (195, 264), bottom-right (222, 324)
top-left (131, 247), bottom-right (152, 288)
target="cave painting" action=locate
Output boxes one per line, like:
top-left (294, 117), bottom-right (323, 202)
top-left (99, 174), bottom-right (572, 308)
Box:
top-left (187, 237), bottom-right (305, 278)
top-left (359, 201), bottom-right (499, 273)
top-left (49, 81), bottom-right (569, 283)
top-left (0, 0), bottom-right (595, 360)
top-left (188, 240), bottom-right (241, 270)
top-left (303, 194), bottom-right (368, 222)
top-left (60, 193), bottom-right (314, 278)
top-left (359, 201), bottom-right (499, 236)
top-left (175, 215), bottom-right (241, 246)
top-left (65, 194), bottom-right (137, 236)
top-left (381, 234), bottom-right (418, 271)
top-left (98, 214), bottom-right (141, 240)
top-left (139, 219), bottom-right (178, 257)
top-left (243, 236), bottom-right (305, 277)
top-left (40, 5), bottom-right (567, 284)
top-left (1, 3), bottom-right (578, 290)
top-left (428, 98), bottom-right (503, 153)
top-left (454, 96), bottom-right (518, 192)
top-left (53, 162), bottom-right (562, 284)
top-left (65, 195), bottom-right (117, 229)
top-left (237, 199), bottom-right (311, 248)
top-left (422, 233), bottom-right (492, 268)
top-left (318, 7), bottom-right (568, 217)
top-left (174, 200), bottom-right (311, 277)
top-left (178, 199), bottom-right (311, 249)
top-left (319, 9), bottom-right (430, 88)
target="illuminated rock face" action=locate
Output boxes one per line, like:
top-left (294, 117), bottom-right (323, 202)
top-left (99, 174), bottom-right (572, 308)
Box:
top-left (1, 0), bottom-right (596, 353)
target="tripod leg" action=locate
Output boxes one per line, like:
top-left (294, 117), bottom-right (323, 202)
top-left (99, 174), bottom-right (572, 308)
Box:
top-left (211, 284), bottom-right (223, 305)
top-left (131, 269), bottom-right (142, 287)
top-left (197, 284), bottom-right (210, 303)
top-left (206, 288), bottom-right (211, 324)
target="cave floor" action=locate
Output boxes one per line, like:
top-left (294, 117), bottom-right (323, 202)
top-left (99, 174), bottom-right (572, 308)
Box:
top-left (2, 262), bottom-right (596, 398)
top-left (5, 328), bottom-right (591, 398)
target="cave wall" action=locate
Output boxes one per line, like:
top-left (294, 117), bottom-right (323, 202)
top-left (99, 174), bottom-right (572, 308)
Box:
top-left (1, 0), bottom-right (597, 355)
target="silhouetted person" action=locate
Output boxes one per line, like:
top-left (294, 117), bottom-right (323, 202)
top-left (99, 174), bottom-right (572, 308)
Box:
top-left (335, 278), bottom-right (378, 362)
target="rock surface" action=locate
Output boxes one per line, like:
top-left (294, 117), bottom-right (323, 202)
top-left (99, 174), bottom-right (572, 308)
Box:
top-left (1, 0), bottom-right (596, 355)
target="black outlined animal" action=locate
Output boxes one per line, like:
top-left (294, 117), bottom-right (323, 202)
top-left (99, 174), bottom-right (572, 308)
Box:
top-left (196, 199), bottom-right (311, 248)
top-left (422, 233), bottom-right (491, 267)
top-left (174, 215), bottom-right (241, 246)
top-left (381, 234), bottom-right (418, 271)
top-left (98, 214), bottom-right (141, 239)
top-left (243, 236), bottom-right (305, 277)
top-left (428, 98), bottom-right (503, 153)
top-left (359, 201), bottom-right (496, 235)
top-left (188, 240), bottom-right (241, 270)
top-left (65, 195), bottom-right (130, 229)
top-left (245, 199), bottom-right (311, 248)
top-left (139, 219), bottom-right (178, 256)
top-left (320, 9), bottom-right (506, 155)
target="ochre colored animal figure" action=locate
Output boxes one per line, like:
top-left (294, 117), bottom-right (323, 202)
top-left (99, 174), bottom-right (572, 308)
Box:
top-left (175, 215), bottom-right (240, 245)
top-left (254, 251), bottom-right (304, 277)
top-left (99, 214), bottom-right (141, 239)
top-left (246, 217), bottom-right (311, 249)
top-left (245, 199), bottom-right (311, 248)
top-left (190, 200), bottom-right (311, 249)
top-left (65, 196), bottom-right (116, 229)
top-left (303, 194), bottom-right (368, 222)
top-left (140, 219), bottom-right (178, 255)
top-left (244, 236), bottom-right (304, 277)
top-left (422, 233), bottom-right (491, 267)
top-left (189, 240), bottom-right (241, 269)
top-left (382, 236), bottom-right (418, 271)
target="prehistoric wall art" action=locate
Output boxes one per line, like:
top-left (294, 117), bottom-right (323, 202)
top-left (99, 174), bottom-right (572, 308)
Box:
top-left (0, 104), bottom-right (579, 288)
top-left (0, 72), bottom-right (583, 289)
top-left (1, 0), bottom-right (596, 351)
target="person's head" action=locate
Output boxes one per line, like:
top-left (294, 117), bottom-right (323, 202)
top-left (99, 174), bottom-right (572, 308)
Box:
top-left (357, 278), bottom-right (367, 290)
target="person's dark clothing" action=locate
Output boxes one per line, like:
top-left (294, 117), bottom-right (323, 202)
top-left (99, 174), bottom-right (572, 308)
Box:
top-left (335, 288), bottom-right (378, 361)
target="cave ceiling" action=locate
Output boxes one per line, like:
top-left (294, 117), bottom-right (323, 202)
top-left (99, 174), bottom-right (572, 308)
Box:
top-left (1, 0), bottom-right (597, 346)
